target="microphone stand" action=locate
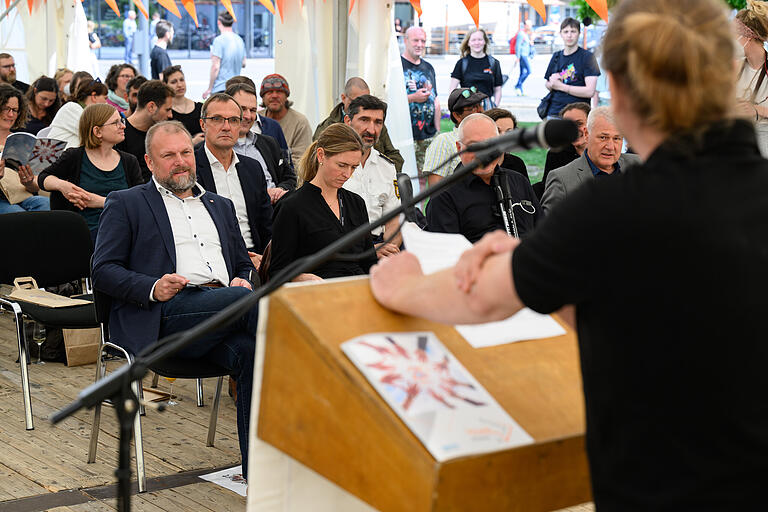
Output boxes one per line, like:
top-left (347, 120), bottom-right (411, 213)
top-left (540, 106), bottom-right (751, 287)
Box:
top-left (491, 173), bottom-right (515, 238)
top-left (50, 145), bottom-right (507, 512)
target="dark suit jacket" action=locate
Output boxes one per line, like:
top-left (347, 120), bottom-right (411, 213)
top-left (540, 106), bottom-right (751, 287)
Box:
top-left (251, 133), bottom-right (297, 191)
top-left (38, 146), bottom-right (143, 212)
top-left (194, 145), bottom-right (273, 253)
top-left (92, 181), bottom-right (254, 355)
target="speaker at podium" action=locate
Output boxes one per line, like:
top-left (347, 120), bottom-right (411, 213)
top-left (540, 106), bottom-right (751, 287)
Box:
top-left (247, 276), bottom-right (590, 512)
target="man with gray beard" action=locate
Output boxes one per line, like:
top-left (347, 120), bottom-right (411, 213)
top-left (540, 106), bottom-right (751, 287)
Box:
top-left (92, 120), bottom-right (258, 480)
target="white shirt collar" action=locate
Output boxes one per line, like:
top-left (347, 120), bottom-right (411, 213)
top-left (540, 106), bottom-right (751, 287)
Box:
top-left (152, 176), bottom-right (206, 200)
top-left (204, 143), bottom-right (239, 172)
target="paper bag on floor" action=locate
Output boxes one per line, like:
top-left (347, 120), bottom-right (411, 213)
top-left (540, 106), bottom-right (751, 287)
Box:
top-left (63, 328), bottom-right (100, 366)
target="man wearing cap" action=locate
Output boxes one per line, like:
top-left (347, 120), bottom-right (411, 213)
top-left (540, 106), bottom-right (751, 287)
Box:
top-left (314, 77), bottom-right (404, 172)
top-left (259, 74), bottom-right (312, 170)
top-left (203, 11), bottom-right (246, 99)
top-left (425, 87), bottom-right (486, 187)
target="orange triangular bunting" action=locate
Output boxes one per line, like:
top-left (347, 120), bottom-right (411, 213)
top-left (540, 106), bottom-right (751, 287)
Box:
top-left (156, 0), bottom-right (182, 19)
top-left (133, 0), bottom-right (148, 20)
top-left (527, 0), bottom-right (546, 22)
top-left (258, 0), bottom-right (275, 15)
top-left (586, 0), bottom-right (608, 22)
top-left (409, 0), bottom-right (422, 17)
top-left (104, 0), bottom-right (120, 17)
top-left (220, 0), bottom-right (237, 22)
top-left (348, 0), bottom-right (355, 16)
top-left (275, 0), bottom-right (284, 23)
top-left (181, 0), bottom-right (199, 27)
top-left (462, 0), bottom-right (479, 28)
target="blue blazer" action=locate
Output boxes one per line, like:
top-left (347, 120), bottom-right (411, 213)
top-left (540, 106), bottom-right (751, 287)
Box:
top-left (92, 181), bottom-right (255, 355)
top-left (194, 145), bottom-right (273, 253)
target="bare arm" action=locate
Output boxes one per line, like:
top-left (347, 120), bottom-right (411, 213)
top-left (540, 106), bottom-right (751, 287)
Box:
top-left (493, 85), bottom-right (502, 107)
top-left (204, 56), bottom-right (221, 99)
top-left (448, 78), bottom-right (460, 92)
top-left (433, 97), bottom-right (441, 133)
top-left (427, 173), bottom-right (443, 187)
top-left (552, 76), bottom-right (598, 99)
top-left (370, 248), bottom-right (523, 325)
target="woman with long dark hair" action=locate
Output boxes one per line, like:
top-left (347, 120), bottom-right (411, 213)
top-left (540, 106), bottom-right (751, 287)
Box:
top-left (21, 76), bottom-right (61, 134)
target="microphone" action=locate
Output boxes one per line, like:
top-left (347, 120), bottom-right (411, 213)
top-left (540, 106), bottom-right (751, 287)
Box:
top-left (464, 118), bottom-right (578, 153)
top-left (395, 172), bottom-right (418, 223)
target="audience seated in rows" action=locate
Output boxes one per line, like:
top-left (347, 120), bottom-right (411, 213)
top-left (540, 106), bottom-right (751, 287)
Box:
top-left (483, 107), bottom-right (529, 181)
top-left (163, 65), bottom-right (204, 144)
top-left (125, 75), bottom-right (148, 117)
top-left (104, 63), bottom-right (137, 113)
top-left (22, 76), bottom-right (61, 135)
top-left (259, 74), bottom-right (312, 170)
top-left (535, 102), bottom-right (591, 199)
top-left (47, 78), bottom-right (109, 148)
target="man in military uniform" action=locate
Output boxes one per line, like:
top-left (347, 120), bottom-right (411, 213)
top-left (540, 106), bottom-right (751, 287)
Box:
top-left (314, 77), bottom-right (404, 172)
top-left (343, 94), bottom-right (401, 258)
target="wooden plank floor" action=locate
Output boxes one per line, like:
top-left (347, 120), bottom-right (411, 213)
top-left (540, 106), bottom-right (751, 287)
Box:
top-left (0, 313), bottom-right (247, 511)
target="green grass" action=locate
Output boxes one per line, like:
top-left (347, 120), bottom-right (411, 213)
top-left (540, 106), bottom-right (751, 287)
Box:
top-left (439, 118), bottom-right (546, 184)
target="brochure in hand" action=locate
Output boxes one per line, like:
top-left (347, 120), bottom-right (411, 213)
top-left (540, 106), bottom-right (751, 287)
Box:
top-left (1, 132), bottom-right (66, 175)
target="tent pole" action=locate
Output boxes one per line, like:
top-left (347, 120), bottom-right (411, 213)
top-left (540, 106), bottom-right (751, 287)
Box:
top-left (332, 0), bottom-right (348, 104)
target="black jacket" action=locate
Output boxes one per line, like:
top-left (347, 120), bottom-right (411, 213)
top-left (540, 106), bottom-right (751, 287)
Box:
top-left (194, 145), bottom-right (273, 253)
top-left (250, 133), bottom-right (297, 191)
top-left (37, 146), bottom-right (143, 212)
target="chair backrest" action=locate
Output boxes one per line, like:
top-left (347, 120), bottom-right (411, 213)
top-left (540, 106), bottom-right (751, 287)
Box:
top-left (0, 211), bottom-right (93, 288)
top-left (92, 285), bottom-right (112, 325)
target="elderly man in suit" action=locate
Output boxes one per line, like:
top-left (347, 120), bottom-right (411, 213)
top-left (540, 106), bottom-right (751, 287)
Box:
top-left (194, 92), bottom-right (273, 269)
top-left (92, 120), bottom-right (258, 479)
top-left (541, 106), bottom-right (641, 214)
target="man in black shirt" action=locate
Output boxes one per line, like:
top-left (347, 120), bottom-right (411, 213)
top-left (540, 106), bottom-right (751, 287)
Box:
top-left (426, 113), bottom-right (540, 242)
top-left (150, 20), bottom-right (173, 80)
top-left (0, 53), bottom-right (29, 93)
top-left (125, 76), bottom-right (148, 117)
top-left (116, 80), bottom-right (174, 182)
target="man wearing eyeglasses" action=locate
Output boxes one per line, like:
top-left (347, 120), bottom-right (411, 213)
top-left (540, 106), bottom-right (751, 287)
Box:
top-left (425, 87), bottom-right (486, 187)
top-left (194, 93), bottom-right (273, 270)
top-left (0, 53), bottom-right (29, 93)
top-left (541, 106), bottom-right (640, 215)
top-left (116, 80), bottom-right (174, 182)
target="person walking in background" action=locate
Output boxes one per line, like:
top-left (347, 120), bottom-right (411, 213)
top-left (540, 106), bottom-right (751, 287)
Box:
top-left (514, 21), bottom-right (534, 96)
top-left (449, 28), bottom-right (503, 109)
top-left (401, 26), bottom-right (440, 179)
top-left (203, 12), bottom-right (246, 99)
top-left (122, 10), bottom-right (137, 65)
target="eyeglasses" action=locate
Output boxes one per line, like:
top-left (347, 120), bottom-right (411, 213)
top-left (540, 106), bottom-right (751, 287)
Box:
top-left (1, 106), bottom-right (19, 115)
top-left (460, 86), bottom-right (477, 98)
top-left (101, 117), bottom-right (126, 128)
top-left (595, 135), bottom-right (623, 144)
top-left (202, 115), bottom-right (242, 126)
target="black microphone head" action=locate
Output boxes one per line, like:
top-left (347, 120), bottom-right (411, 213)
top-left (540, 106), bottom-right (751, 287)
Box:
top-left (396, 172), bottom-right (414, 202)
top-left (541, 118), bottom-right (579, 150)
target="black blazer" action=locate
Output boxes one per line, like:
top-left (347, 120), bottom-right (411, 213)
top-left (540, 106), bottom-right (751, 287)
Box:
top-left (194, 145), bottom-right (273, 253)
top-left (251, 133), bottom-right (297, 191)
top-left (37, 146), bottom-right (143, 212)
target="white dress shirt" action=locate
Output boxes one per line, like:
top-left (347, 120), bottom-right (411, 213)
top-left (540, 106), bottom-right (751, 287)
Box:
top-left (342, 148), bottom-right (400, 236)
top-left (233, 131), bottom-right (276, 189)
top-left (204, 144), bottom-right (254, 249)
top-left (153, 178), bottom-right (230, 286)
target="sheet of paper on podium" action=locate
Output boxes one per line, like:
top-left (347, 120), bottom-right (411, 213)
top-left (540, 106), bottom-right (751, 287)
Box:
top-left (341, 332), bottom-right (533, 462)
top-left (401, 224), bottom-right (566, 347)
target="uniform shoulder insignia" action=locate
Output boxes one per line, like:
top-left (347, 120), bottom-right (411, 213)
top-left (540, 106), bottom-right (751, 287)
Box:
top-left (378, 153), bottom-right (396, 167)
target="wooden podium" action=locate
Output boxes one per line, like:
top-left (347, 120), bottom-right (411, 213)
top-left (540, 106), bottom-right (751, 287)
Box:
top-left (247, 277), bottom-right (590, 512)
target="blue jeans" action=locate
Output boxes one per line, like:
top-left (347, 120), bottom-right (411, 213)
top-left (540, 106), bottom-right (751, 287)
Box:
top-left (159, 286), bottom-right (258, 478)
top-left (0, 195), bottom-right (50, 214)
top-left (124, 36), bottom-right (133, 63)
top-left (516, 56), bottom-right (531, 90)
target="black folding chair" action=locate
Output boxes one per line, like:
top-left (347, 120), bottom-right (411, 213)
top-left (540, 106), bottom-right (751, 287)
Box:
top-left (86, 287), bottom-right (229, 493)
top-left (0, 211), bottom-right (96, 430)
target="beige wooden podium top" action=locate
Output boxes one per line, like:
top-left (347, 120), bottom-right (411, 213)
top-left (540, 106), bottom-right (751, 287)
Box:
top-left (258, 277), bottom-right (589, 512)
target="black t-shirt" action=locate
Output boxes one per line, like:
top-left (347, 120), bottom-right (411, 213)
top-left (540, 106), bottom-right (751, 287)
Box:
top-left (115, 119), bottom-right (150, 183)
top-left (543, 48), bottom-right (600, 116)
top-left (402, 57), bottom-right (438, 141)
top-left (450, 55), bottom-right (503, 100)
top-left (511, 120), bottom-right (768, 510)
top-left (150, 46), bottom-right (172, 80)
top-left (426, 166), bottom-right (541, 242)
top-left (269, 183), bottom-right (376, 280)
top-left (172, 102), bottom-right (203, 136)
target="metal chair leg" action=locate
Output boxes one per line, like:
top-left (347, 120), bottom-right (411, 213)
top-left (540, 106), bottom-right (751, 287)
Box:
top-left (196, 378), bottom-right (204, 407)
top-left (131, 377), bottom-right (147, 493)
top-left (1, 299), bottom-right (34, 430)
top-left (87, 330), bottom-right (108, 463)
top-left (206, 376), bottom-right (223, 447)
top-left (150, 372), bottom-right (159, 388)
